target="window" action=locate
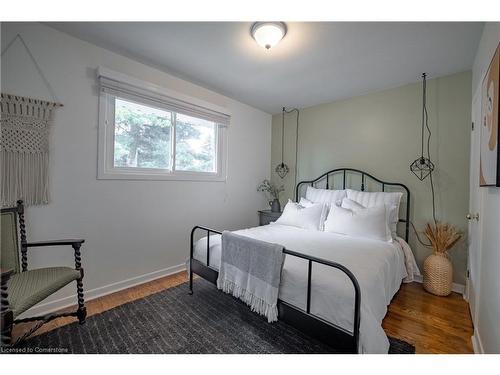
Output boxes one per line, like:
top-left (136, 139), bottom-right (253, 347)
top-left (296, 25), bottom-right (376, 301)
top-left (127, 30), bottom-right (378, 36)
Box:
top-left (113, 98), bottom-right (173, 170)
top-left (174, 113), bottom-right (217, 173)
top-left (97, 67), bottom-right (229, 181)
top-left (112, 99), bottom-right (217, 173)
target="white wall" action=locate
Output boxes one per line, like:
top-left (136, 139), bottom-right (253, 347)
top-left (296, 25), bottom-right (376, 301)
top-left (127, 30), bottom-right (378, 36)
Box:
top-left (1, 22), bottom-right (272, 315)
top-left (471, 23), bottom-right (500, 354)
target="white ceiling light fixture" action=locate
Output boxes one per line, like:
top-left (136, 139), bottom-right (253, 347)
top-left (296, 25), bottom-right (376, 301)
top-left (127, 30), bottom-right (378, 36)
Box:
top-left (251, 22), bottom-right (287, 50)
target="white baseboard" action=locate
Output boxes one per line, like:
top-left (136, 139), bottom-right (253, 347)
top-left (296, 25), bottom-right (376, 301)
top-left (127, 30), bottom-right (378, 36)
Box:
top-left (471, 329), bottom-right (484, 354)
top-left (413, 275), bottom-right (466, 297)
top-left (18, 263), bottom-right (186, 319)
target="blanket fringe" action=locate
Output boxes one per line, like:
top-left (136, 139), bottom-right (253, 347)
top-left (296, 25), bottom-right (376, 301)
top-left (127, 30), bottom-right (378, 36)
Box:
top-left (217, 278), bottom-right (278, 323)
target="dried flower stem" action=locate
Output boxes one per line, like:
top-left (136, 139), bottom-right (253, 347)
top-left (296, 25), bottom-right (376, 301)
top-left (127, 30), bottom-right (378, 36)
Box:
top-left (423, 222), bottom-right (462, 254)
top-left (257, 179), bottom-right (285, 200)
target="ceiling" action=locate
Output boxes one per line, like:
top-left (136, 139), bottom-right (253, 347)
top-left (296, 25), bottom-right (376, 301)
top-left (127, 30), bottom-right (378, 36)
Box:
top-left (48, 22), bottom-right (483, 114)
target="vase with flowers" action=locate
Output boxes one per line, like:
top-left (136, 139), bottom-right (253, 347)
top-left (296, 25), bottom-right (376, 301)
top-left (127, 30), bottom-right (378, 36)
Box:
top-left (257, 179), bottom-right (285, 213)
top-left (422, 222), bottom-right (462, 296)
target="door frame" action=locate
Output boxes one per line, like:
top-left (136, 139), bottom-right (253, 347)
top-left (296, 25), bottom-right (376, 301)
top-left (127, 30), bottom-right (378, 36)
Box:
top-left (467, 86), bottom-right (484, 329)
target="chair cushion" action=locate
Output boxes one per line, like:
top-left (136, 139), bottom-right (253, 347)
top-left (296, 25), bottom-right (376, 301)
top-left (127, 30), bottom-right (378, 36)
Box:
top-left (1, 212), bottom-right (20, 274)
top-left (7, 267), bottom-right (81, 318)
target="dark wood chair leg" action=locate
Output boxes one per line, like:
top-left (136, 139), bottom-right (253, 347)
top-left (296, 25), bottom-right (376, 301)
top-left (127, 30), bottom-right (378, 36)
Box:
top-left (0, 270), bottom-right (14, 346)
top-left (1, 271), bottom-right (13, 347)
top-left (73, 243), bottom-right (87, 325)
top-left (1, 310), bottom-right (13, 347)
top-left (76, 278), bottom-right (86, 324)
top-left (76, 278), bottom-right (87, 324)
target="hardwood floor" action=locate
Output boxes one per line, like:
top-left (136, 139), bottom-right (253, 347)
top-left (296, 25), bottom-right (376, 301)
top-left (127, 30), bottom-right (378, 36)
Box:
top-left (12, 272), bottom-right (473, 354)
top-left (382, 282), bottom-right (474, 354)
top-left (12, 272), bottom-right (187, 341)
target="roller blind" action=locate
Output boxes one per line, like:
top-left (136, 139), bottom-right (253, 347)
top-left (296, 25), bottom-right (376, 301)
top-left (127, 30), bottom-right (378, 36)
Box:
top-left (97, 68), bottom-right (231, 127)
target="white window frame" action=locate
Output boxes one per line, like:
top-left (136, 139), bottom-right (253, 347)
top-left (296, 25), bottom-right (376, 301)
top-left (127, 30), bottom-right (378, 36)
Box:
top-left (97, 67), bottom-right (229, 181)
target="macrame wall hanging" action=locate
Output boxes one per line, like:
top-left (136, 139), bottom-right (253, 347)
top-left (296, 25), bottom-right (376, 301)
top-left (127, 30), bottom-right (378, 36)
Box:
top-left (1, 34), bottom-right (63, 206)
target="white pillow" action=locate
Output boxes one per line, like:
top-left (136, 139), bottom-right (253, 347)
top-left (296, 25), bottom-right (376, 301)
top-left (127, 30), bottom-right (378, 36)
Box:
top-left (298, 197), bottom-right (315, 207)
top-left (341, 197), bottom-right (395, 239)
top-left (345, 189), bottom-right (403, 238)
top-left (275, 199), bottom-right (325, 231)
top-left (340, 197), bottom-right (365, 211)
top-left (324, 205), bottom-right (392, 242)
top-left (299, 197), bottom-right (329, 230)
top-left (305, 186), bottom-right (346, 207)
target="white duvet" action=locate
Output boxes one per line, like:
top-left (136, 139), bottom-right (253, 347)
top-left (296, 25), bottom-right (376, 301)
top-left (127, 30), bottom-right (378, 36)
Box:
top-left (193, 223), bottom-right (419, 353)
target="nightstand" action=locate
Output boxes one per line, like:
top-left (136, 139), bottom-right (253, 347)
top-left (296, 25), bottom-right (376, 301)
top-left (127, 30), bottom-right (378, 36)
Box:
top-left (258, 210), bottom-right (282, 226)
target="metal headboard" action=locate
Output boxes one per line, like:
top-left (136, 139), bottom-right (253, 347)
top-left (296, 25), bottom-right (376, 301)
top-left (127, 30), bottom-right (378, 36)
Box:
top-left (295, 168), bottom-right (410, 241)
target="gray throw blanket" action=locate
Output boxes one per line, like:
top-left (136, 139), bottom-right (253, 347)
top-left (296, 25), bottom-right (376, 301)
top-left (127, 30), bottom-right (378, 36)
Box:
top-left (217, 231), bottom-right (284, 322)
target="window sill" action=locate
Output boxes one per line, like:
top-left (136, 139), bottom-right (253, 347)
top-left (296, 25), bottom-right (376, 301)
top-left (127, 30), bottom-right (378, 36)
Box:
top-left (97, 169), bottom-right (227, 182)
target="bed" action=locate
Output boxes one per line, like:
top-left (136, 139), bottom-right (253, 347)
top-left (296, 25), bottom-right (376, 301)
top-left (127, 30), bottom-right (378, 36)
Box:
top-left (188, 168), bottom-right (415, 354)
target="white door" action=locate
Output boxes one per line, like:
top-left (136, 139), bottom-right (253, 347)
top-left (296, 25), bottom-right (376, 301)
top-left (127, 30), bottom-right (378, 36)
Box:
top-left (467, 89), bottom-right (482, 324)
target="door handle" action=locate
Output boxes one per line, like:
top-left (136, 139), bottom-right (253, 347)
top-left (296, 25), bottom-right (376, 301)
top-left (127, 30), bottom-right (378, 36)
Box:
top-left (466, 213), bottom-right (479, 221)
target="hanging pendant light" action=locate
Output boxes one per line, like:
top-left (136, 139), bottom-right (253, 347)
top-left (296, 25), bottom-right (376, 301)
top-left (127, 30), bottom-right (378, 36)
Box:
top-left (410, 73), bottom-right (435, 181)
top-left (275, 107), bottom-right (290, 179)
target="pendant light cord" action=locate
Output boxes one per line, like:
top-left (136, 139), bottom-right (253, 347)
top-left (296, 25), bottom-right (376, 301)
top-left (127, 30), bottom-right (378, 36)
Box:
top-left (426, 105), bottom-right (438, 225)
top-left (283, 107), bottom-right (300, 196)
top-left (281, 107), bottom-right (285, 164)
top-left (422, 75), bottom-right (437, 224)
top-left (421, 75), bottom-right (426, 158)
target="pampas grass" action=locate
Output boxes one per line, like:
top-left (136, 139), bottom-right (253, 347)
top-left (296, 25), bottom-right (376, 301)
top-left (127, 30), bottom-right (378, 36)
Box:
top-left (423, 222), bottom-right (462, 254)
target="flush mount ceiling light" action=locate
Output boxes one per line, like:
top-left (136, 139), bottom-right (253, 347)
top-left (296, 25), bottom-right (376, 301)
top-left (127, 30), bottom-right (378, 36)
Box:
top-left (251, 22), bottom-right (287, 49)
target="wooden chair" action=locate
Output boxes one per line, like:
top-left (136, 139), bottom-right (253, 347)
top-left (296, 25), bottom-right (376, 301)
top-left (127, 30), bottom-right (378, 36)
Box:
top-left (1, 200), bottom-right (86, 346)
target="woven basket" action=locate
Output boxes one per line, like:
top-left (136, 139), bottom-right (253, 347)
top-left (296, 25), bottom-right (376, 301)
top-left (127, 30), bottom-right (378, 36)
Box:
top-left (423, 252), bottom-right (453, 296)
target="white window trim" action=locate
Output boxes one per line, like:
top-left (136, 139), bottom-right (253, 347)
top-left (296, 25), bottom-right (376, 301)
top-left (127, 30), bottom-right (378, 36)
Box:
top-left (97, 67), bottom-right (229, 182)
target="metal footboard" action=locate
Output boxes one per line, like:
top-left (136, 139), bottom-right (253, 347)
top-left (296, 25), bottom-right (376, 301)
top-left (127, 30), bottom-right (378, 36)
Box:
top-left (188, 225), bottom-right (361, 353)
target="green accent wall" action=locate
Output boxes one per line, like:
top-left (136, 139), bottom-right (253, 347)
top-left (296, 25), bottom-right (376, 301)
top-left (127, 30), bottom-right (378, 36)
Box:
top-left (271, 71), bottom-right (471, 284)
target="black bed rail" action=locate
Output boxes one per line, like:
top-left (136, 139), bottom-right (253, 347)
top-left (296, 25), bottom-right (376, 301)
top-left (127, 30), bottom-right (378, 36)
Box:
top-left (295, 167), bottom-right (411, 242)
top-left (189, 225), bottom-right (222, 293)
top-left (189, 225), bottom-right (361, 353)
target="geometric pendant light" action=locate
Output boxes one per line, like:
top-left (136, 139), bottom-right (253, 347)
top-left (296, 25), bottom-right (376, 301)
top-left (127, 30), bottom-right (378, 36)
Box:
top-left (275, 107), bottom-right (290, 179)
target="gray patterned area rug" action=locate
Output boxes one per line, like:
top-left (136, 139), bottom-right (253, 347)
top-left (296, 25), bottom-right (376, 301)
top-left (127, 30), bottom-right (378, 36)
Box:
top-left (22, 278), bottom-right (415, 354)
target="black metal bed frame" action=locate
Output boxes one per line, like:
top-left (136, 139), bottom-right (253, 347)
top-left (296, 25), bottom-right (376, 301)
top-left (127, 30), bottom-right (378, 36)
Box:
top-left (188, 168), bottom-right (410, 354)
